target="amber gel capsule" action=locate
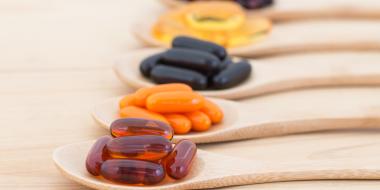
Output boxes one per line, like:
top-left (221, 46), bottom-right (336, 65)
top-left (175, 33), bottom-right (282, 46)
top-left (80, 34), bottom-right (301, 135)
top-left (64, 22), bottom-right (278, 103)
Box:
top-left (165, 139), bottom-right (197, 179)
top-left (110, 118), bottom-right (174, 140)
top-left (172, 36), bottom-right (227, 60)
top-left (85, 136), bottom-right (112, 176)
top-left (101, 159), bottom-right (165, 185)
top-left (106, 135), bottom-right (173, 161)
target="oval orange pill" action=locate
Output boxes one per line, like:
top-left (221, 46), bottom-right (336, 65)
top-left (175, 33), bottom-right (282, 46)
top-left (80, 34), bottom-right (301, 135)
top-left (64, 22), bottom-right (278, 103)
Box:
top-left (119, 94), bottom-right (136, 109)
top-left (200, 99), bottom-right (223, 124)
top-left (119, 106), bottom-right (169, 124)
top-left (146, 91), bottom-right (205, 113)
top-left (134, 83), bottom-right (192, 107)
top-left (185, 111), bottom-right (211, 132)
top-left (164, 114), bottom-right (192, 134)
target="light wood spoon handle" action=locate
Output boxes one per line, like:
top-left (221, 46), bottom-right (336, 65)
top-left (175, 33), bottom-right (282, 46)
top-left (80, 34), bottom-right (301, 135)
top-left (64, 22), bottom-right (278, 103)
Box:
top-left (160, 0), bottom-right (380, 21)
top-left (230, 20), bottom-right (380, 57)
top-left (54, 142), bottom-right (380, 190)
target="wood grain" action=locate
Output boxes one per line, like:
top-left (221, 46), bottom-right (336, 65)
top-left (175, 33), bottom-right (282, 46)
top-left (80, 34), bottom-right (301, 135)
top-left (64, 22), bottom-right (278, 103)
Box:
top-left (160, 0), bottom-right (380, 21)
top-left (1, 0), bottom-right (380, 189)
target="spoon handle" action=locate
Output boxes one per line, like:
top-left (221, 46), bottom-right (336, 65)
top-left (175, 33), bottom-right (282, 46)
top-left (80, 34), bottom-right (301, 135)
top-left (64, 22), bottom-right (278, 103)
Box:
top-left (210, 53), bottom-right (380, 99)
top-left (248, 1), bottom-right (380, 21)
top-left (255, 158), bottom-right (380, 183)
top-left (231, 21), bottom-right (380, 57)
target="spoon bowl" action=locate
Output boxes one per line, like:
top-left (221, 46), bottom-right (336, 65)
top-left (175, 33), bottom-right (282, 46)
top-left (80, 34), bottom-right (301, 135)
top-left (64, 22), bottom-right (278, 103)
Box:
top-left (133, 19), bottom-right (380, 57)
top-left (53, 141), bottom-right (380, 190)
top-left (92, 88), bottom-right (380, 144)
top-left (114, 48), bottom-right (380, 99)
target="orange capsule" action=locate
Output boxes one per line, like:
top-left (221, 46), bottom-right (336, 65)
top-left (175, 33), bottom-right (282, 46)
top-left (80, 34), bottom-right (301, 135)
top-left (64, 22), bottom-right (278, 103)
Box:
top-left (134, 83), bottom-right (192, 107)
top-left (185, 111), bottom-right (211, 132)
top-left (200, 99), bottom-right (224, 124)
top-left (147, 91), bottom-right (205, 113)
top-left (165, 139), bottom-right (197, 179)
top-left (85, 136), bottom-right (112, 176)
top-left (110, 118), bottom-right (174, 140)
top-left (119, 94), bottom-right (136, 109)
top-left (164, 114), bottom-right (192, 134)
top-left (119, 106), bottom-right (169, 124)
top-left (101, 159), bottom-right (165, 185)
top-left (106, 135), bottom-right (173, 161)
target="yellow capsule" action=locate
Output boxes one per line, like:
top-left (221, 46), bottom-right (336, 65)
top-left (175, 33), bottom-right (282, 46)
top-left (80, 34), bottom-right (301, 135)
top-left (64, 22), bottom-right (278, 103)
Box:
top-left (227, 17), bottom-right (272, 47)
top-left (184, 1), bottom-right (245, 32)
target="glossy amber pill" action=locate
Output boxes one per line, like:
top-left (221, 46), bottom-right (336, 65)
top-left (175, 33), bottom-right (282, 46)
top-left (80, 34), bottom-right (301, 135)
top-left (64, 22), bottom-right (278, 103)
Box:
top-left (200, 99), bottom-right (223, 124)
top-left (146, 91), bottom-right (205, 113)
top-left (110, 118), bottom-right (174, 140)
top-left (101, 159), bottom-right (165, 185)
top-left (134, 83), bottom-right (192, 107)
top-left (106, 135), bottom-right (173, 161)
top-left (85, 136), bottom-right (112, 176)
top-left (164, 114), bottom-right (192, 134)
top-left (119, 94), bottom-right (136, 109)
top-left (185, 111), bottom-right (211, 132)
top-left (119, 106), bottom-right (169, 124)
top-left (165, 139), bottom-right (197, 179)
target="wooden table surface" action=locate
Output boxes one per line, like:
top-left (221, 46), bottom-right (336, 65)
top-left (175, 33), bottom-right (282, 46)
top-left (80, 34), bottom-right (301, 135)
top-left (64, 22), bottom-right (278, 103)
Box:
top-left (1, 0), bottom-right (380, 189)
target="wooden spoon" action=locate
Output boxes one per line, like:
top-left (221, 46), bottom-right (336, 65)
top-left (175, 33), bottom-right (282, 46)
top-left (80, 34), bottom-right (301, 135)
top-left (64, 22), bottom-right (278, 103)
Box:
top-left (92, 88), bottom-right (380, 144)
top-left (114, 49), bottom-right (380, 99)
top-left (53, 141), bottom-right (380, 190)
top-left (134, 19), bottom-right (380, 57)
top-left (160, 0), bottom-right (380, 21)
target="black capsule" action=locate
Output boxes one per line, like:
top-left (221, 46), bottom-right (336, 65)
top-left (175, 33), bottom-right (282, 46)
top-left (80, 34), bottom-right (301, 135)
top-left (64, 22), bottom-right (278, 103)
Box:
top-left (172, 36), bottom-right (227, 60)
top-left (140, 53), bottom-right (163, 77)
top-left (161, 48), bottom-right (221, 76)
top-left (218, 56), bottom-right (233, 72)
top-left (236, 0), bottom-right (274, 9)
top-left (150, 65), bottom-right (208, 90)
top-left (212, 60), bottom-right (252, 89)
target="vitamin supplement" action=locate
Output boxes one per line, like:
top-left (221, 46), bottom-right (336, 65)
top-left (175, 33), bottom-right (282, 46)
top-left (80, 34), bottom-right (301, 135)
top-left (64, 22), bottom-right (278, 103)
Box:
top-left (134, 83), bottom-right (192, 107)
top-left (140, 53), bottom-right (163, 77)
top-left (181, 0), bottom-right (274, 10)
top-left (152, 1), bottom-right (272, 47)
top-left (119, 94), bottom-right (136, 109)
top-left (165, 139), bottom-right (197, 179)
top-left (236, 0), bottom-right (274, 9)
top-left (85, 136), bottom-right (112, 176)
top-left (218, 56), bottom-right (233, 71)
top-left (184, 1), bottom-right (245, 32)
top-left (101, 159), bottom-right (165, 185)
top-left (161, 48), bottom-right (221, 76)
top-left (110, 118), bottom-right (174, 140)
top-left (172, 36), bottom-right (227, 60)
top-left (200, 99), bottom-right (224, 124)
top-left (164, 114), bottom-right (192, 134)
top-left (119, 106), bottom-right (169, 124)
top-left (106, 135), bottom-right (173, 161)
top-left (146, 91), bottom-right (205, 113)
top-left (150, 65), bottom-right (208, 90)
top-left (212, 60), bottom-right (252, 89)
top-left (185, 111), bottom-right (211, 131)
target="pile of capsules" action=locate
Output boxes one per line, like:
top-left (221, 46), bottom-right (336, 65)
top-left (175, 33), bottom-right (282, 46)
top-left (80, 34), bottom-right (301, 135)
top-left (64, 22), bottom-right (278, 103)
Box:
top-left (118, 83), bottom-right (223, 134)
top-left (140, 36), bottom-right (252, 90)
top-left (152, 1), bottom-right (272, 47)
top-left (181, 0), bottom-right (274, 9)
top-left (86, 118), bottom-right (197, 185)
